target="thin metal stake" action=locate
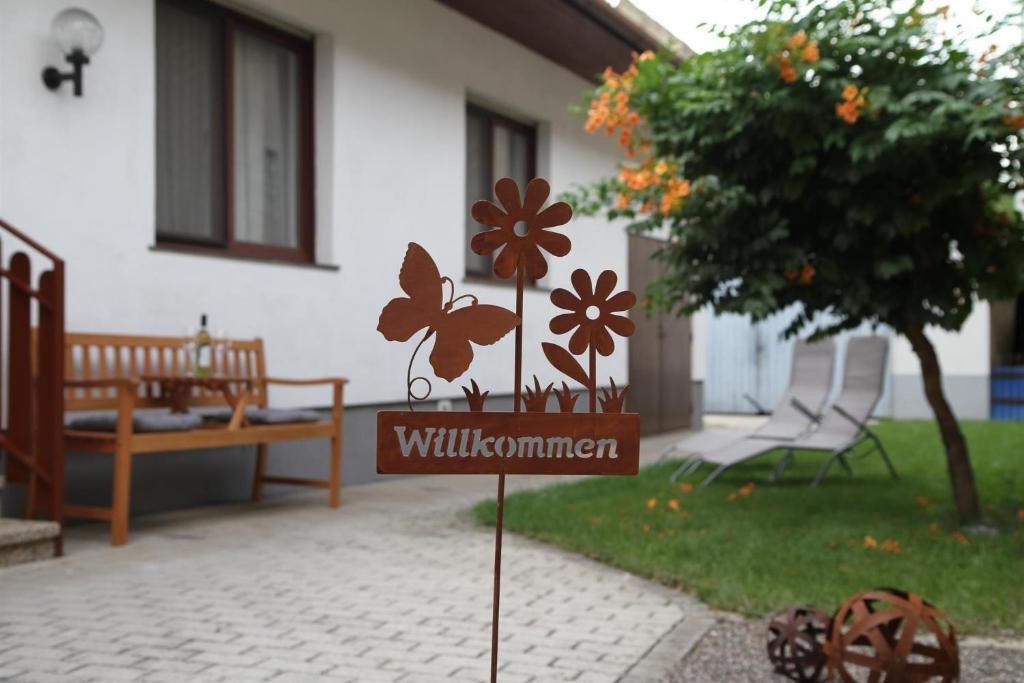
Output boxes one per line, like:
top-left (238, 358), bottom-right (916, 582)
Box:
top-left (491, 260), bottom-right (525, 682)
top-left (490, 472), bottom-right (506, 682)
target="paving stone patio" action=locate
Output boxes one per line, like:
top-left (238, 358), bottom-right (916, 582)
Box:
top-left (0, 432), bottom-right (712, 682)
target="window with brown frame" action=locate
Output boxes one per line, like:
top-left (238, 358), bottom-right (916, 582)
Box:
top-left (155, 0), bottom-right (314, 263)
top-left (465, 104), bottom-right (537, 278)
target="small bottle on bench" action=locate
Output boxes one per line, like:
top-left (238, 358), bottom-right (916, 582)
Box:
top-left (195, 314), bottom-right (212, 377)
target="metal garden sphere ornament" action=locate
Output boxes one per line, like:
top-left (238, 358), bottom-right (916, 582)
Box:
top-left (825, 589), bottom-right (959, 683)
top-left (766, 605), bottom-right (832, 682)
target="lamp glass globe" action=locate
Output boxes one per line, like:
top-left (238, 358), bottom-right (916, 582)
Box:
top-left (51, 8), bottom-right (103, 57)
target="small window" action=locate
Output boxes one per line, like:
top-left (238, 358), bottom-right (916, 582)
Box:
top-left (465, 104), bottom-right (537, 278)
top-left (155, 0), bottom-right (314, 262)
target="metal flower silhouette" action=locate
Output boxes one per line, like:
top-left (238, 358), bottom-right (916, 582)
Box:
top-left (471, 178), bottom-right (572, 279)
top-left (550, 269), bottom-right (636, 356)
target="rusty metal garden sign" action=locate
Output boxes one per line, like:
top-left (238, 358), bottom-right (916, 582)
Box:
top-left (376, 177), bottom-right (639, 681)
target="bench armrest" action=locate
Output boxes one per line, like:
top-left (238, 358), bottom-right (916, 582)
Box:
top-left (263, 377), bottom-right (348, 386)
top-left (263, 377), bottom-right (346, 424)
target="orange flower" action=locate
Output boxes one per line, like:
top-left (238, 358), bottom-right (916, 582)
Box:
top-left (614, 193), bottom-right (631, 209)
top-left (615, 90), bottom-right (629, 113)
top-left (619, 166), bottom-right (654, 191)
top-left (659, 193), bottom-right (675, 216)
top-left (1003, 114), bottom-right (1024, 129)
top-left (680, 482), bottom-right (693, 494)
top-left (836, 86), bottom-right (869, 125)
top-left (585, 103), bottom-right (609, 133)
top-left (915, 496), bottom-right (930, 507)
top-left (619, 129), bottom-right (631, 148)
top-left (668, 499), bottom-right (680, 511)
top-left (836, 100), bottom-right (860, 124)
top-left (836, 102), bottom-right (856, 123)
top-left (471, 178), bottom-right (572, 279)
top-left (659, 177), bottom-right (691, 215)
top-left (637, 50), bottom-right (655, 62)
top-left (799, 265), bottom-right (815, 285)
top-left (880, 538), bottom-right (902, 554)
top-left (654, 160), bottom-right (670, 176)
top-left (669, 177), bottom-right (691, 198)
top-left (802, 41), bottom-right (819, 63)
top-left (727, 492), bottom-right (738, 502)
top-left (951, 530), bottom-right (969, 545)
top-left (738, 482), bottom-right (755, 497)
top-left (784, 268), bottom-right (799, 281)
top-left (550, 270), bottom-right (637, 356)
top-left (1017, 508), bottom-right (1024, 521)
top-left (786, 31), bottom-right (808, 49)
top-left (778, 55), bottom-right (797, 83)
top-left (863, 535), bottom-right (878, 549)
top-left (646, 497), bottom-right (657, 510)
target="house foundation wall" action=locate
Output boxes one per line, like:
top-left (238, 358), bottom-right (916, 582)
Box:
top-left (890, 374), bottom-right (990, 420)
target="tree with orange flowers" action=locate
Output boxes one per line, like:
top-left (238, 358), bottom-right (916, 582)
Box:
top-left (570, 0), bottom-right (1024, 522)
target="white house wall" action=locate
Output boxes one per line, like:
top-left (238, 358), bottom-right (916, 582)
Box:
top-left (889, 303), bottom-right (990, 420)
top-left (0, 0), bottom-right (630, 410)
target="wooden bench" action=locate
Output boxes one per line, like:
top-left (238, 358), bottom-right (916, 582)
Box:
top-left (57, 332), bottom-right (346, 546)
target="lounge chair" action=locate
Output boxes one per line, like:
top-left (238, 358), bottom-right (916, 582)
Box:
top-left (665, 339), bottom-right (836, 482)
top-left (686, 336), bottom-right (896, 487)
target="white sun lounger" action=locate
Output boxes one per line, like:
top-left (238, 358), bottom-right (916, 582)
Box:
top-left (688, 336), bottom-right (896, 488)
top-left (665, 339), bottom-right (836, 482)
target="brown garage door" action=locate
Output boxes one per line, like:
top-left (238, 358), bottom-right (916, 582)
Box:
top-left (628, 235), bottom-right (692, 435)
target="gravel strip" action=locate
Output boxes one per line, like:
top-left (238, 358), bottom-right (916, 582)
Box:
top-left (666, 615), bottom-right (1024, 682)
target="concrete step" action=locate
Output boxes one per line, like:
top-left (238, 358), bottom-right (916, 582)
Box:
top-left (0, 518), bottom-right (60, 568)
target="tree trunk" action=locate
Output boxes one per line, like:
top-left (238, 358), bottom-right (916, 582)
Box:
top-left (902, 324), bottom-right (981, 522)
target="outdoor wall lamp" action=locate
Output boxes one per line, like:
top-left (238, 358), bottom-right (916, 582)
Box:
top-left (41, 8), bottom-right (103, 97)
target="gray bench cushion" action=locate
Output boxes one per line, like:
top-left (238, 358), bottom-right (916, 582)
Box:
top-left (201, 407), bottom-right (324, 425)
top-left (68, 411), bottom-right (203, 433)
top-left (250, 408), bottom-right (324, 424)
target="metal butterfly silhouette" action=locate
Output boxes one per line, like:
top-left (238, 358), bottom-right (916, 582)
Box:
top-left (378, 243), bottom-right (519, 382)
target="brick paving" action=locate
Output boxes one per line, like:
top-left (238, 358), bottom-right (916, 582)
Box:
top-left (0, 432), bottom-right (711, 682)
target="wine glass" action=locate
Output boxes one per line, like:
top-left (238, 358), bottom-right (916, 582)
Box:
top-left (214, 328), bottom-right (231, 377)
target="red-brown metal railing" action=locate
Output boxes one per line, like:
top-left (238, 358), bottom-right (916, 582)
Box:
top-left (0, 218), bottom-right (64, 554)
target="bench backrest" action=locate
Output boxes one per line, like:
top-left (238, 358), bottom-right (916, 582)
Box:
top-left (60, 332), bottom-right (267, 412)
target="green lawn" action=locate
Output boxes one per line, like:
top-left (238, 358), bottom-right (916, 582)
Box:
top-left (473, 420), bottom-right (1024, 635)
